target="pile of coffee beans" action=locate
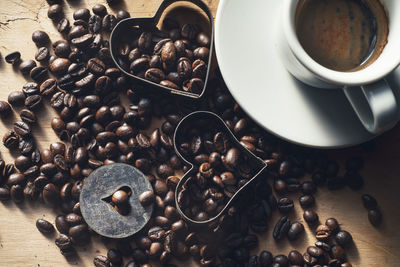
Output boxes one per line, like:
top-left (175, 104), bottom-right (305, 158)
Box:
top-left (176, 120), bottom-right (262, 221)
top-left (114, 19), bottom-right (210, 94)
top-left (0, 1), bottom-right (383, 267)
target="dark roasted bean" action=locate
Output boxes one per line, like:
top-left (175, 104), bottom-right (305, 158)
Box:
top-left (273, 216), bottom-right (290, 240)
top-left (36, 219), bottom-right (54, 234)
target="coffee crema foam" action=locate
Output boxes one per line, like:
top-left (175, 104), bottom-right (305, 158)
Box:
top-left (295, 0), bottom-right (388, 72)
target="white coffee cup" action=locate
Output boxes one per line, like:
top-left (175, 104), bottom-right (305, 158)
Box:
top-left (279, 0), bottom-right (400, 134)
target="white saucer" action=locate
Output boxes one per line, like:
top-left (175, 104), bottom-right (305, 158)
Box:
top-left (215, 0), bottom-right (380, 148)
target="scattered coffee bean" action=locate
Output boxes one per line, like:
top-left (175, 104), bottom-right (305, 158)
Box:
top-left (5, 51), bottom-right (21, 64)
top-left (303, 209), bottom-right (319, 224)
top-left (0, 101), bottom-right (11, 116)
top-left (368, 209), bottom-right (382, 227)
top-left (139, 190), bottom-right (155, 206)
top-left (36, 218), bottom-right (54, 234)
top-left (273, 216), bottom-right (290, 240)
top-left (335, 230), bottom-right (353, 247)
top-left (32, 30), bottom-right (50, 46)
top-left (361, 194), bottom-right (378, 210)
top-left (287, 222), bottom-right (305, 241)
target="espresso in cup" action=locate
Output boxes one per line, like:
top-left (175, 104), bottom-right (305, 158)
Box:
top-left (295, 0), bottom-right (388, 71)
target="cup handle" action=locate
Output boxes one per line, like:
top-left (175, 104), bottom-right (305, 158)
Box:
top-left (343, 79), bottom-right (398, 134)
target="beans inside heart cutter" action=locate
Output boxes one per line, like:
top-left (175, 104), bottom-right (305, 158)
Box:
top-left (110, 0), bottom-right (214, 99)
top-left (173, 111), bottom-right (271, 225)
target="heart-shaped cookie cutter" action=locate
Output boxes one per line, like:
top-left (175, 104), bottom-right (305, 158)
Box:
top-left (110, 0), bottom-right (214, 99)
top-left (173, 111), bottom-right (271, 225)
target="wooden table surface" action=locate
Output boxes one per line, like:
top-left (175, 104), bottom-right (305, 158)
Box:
top-left (0, 0), bottom-right (399, 266)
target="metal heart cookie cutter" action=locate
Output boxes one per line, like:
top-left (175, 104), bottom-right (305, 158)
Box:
top-left (173, 111), bottom-right (271, 225)
top-left (110, 0), bottom-right (214, 99)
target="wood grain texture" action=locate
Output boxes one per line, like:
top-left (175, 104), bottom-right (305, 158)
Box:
top-left (0, 0), bottom-right (399, 266)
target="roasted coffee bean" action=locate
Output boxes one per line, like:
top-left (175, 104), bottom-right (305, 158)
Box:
top-left (0, 187), bottom-right (11, 201)
top-left (68, 25), bottom-right (88, 40)
top-left (48, 4), bottom-right (63, 20)
top-left (315, 224), bottom-right (331, 241)
top-left (130, 57), bottom-right (149, 74)
top-left (277, 197), bottom-right (294, 213)
top-left (302, 252), bottom-right (317, 265)
top-left (160, 80), bottom-right (179, 89)
top-left (361, 194), bottom-right (378, 210)
top-left (40, 78), bottom-right (57, 96)
top-left (111, 189), bottom-right (129, 205)
top-left (196, 32), bottom-right (210, 47)
top-left (106, 249), bottom-right (122, 265)
top-left (20, 109), bottom-right (37, 124)
top-left (259, 250), bottom-right (273, 267)
top-left (193, 47), bottom-right (209, 61)
top-left (325, 218), bottom-right (340, 233)
top-left (183, 78), bottom-right (204, 94)
top-left (273, 255), bottom-right (289, 266)
top-left (10, 184), bottom-right (24, 203)
top-left (18, 137), bottom-right (34, 155)
top-left (177, 57), bottom-right (192, 79)
top-left (181, 23), bottom-right (199, 40)
top-left (307, 246), bottom-right (324, 258)
top-left (19, 60), bottom-right (37, 74)
top-left (55, 234), bottom-right (73, 251)
top-left (65, 213), bottom-right (83, 226)
top-left (161, 41), bottom-right (177, 65)
top-left (145, 68), bottom-right (165, 83)
top-left (335, 230), bottom-right (353, 247)
top-left (301, 181), bottom-right (316, 195)
top-left (287, 222), bottom-right (304, 241)
top-left (93, 255), bottom-right (111, 267)
top-left (32, 30), bottom-right (50, 46)
top-left (102, 14), bottom-right (117, 32)
top-left (287, 250), bottom-right (303, 265)
top-left (303, 209), bottom-right (319, 224)
top-left (331, 245), bottom-right (346, 261)
top-left (7, 173), bottom-right (26, 186)
top-left (88, 15), bottom-right (102, 33)
top-left (273, 216), bottom-right (290, 240)
top-left (368, 209), bottom-right (382, 226)
top-left (43, 183), bottom-right (60, 205)
top-left (0, 101), bottom-right (11, 116)
top-left (315, 241), bottom-right (331, 252)
top-left (50, 58), bottom-right (71, 75)
top-left (35, 47), bottom-right (50, 62)
top-left (92, 4), bottom-right (107, 16)
top-left (22, 82), bottom-right (39, 96)
top-left (148, 226), bottom-right (165, 242)
top-left (193, 61), bottom-right (207, 79)
top-left (87, 58), bottom-right (105, 75)
top-left (73, 8), bottom-right (90, 21)
top-left (25, 94), bottom-right (42, 110)
top-left (138, 190), bottom-right (155, 206)
top-left (116, 10), bottom-right (130, 20)
top-left (5, 51), bottom-right (21, 64)
top-left (14, 121), bottom-right (31, 137)
top-left (138, 32), bottom-right (152, 52)
top-left (71, 33), bottom-right (94, 48)
top-left (36, 219), bottom-right (54, 234)
top-left (54, 41), bottom-right (71, 58)
top-left (299, 194), bottom-right (315, 209)
top-left (55, 215), bottom-right (70, 234)
top-left (57, 18), bottom-right (70, 34)
top-left (8, 91), bottom-right (25, 106)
